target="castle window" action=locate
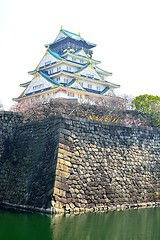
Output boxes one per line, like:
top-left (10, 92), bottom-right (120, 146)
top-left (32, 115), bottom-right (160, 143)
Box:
top-left (67, 92), bottom-right (74, 97)
top-left (86, 74), bottom-right (94, 78)
top-left (57, 66), bottom-right (61, 72)
top-left (48, 68), bottom-right (54, 75)
top-left (45, 61), bottom-right (51, 66)
top-left (72, 57), bottom-right (76, 62)
top-left (80, 82), bottom-right (83, 87)
top-left (96, 86), bottom-right (100, 91)
top-left (80, 59), bottom-right (84, 64)
top-left (57, 77), bottom-right (60, 81)
top-left (33, 84), bottom-right (44, 91)
top-left (67, 66), bottom-right (71, 72)
top-left (88, 84), bottom-right (92, 89)
top-left (64, 78), bottom-right (69, 84)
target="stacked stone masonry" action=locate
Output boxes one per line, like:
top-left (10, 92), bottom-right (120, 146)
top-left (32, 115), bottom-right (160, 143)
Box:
top-left (0, 112), bottom-right (160, 213)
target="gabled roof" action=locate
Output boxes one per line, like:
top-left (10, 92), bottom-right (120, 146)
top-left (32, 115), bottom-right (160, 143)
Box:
top-left (75, 62), bottom-right (91, 73)
top-left (48, 49), bottom-right (62, 60)
top-left (75, 62), bottom-right (103, 81)
top-left (39, 71), bottom-right (60, 86)
top-left (46, 28), bottom-right (96, 48)
top-left (104, 81), bottom-right (120, 88)
top-left (100, 86), bottom-right (110, 95)
top-left (65, 79), bottom-right (85, 90)
top-left (16, 72), bottom-right (60, 100)
top-left (74, 48), bottom-right (90, 58)
top-left (28, 50), bottom-right (62, 75)
top-left (60, 29), bottom-right (82, 41)
top-left (94, 65), bottom-right (112, 76)
top-left (62, 51), bottom-right (101, 65)
top-left (20, 81), bottom-right (31, 88)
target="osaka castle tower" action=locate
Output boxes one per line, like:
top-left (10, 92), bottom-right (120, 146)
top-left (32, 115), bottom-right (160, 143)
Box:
top-left (15, 27), bottom-right (120, 104)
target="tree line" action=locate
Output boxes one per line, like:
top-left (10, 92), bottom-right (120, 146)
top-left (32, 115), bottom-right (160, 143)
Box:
top-left (10, 94), bottom-right (160, 127)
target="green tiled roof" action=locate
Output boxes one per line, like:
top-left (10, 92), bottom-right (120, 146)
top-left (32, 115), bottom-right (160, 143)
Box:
top-left (20, 81), bottom-right (31, 87)
top-left (48, 49), bottom-right (62, 60)
top-left (59, 28), bottom-right (96, 46)
top-left (65, 79), bottom-right (85, 91)
top-left (66, 79), bottom-right (76, 87)
top-left (94, 65), bottom-right (112, 75)
top-left (39, 71), bottom-right (60, 86)
top-left (61, 29), bottom-right (82, 41)
top-left (100, 87), bottom-right (109, 95)
top-left (75, 62), bottom-right (90, 73)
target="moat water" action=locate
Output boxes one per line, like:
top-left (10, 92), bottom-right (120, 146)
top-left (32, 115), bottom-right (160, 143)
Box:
top-left (0, 207), bottom-right (160, 240)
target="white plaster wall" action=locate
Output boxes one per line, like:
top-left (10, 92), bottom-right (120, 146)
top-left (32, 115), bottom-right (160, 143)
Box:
top-left (39, 53), bottom-right (57, 67)
top-left (55, 32), bottom-right (65, 42)
top-left (48, 63), bottom-right (78, 74)
top-left (81, 68), bottom-right (100, 79)
top-left (66, 54), bottom-right (88, 65)
top-left (24, 76), bottom-right (52, 94)
top-left (61, 77), bottom-right (72, 84)
top-left (76, 50), bottom-right (88, 58)
top-left (54, 91), bottom-right (67, 98)
top-left (23, 87), bottom-right (110, 107)
top-left (79, 80), bottom-right (106, 91)
top-left (65, 65), bottom-right (78, 72)
top-left (66, 55), bottom-right (72, 61)
top-left (99, 74), bottom-right (108, 81)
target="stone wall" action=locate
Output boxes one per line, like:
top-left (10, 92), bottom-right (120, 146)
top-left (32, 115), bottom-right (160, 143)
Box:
top-left (53, 116), bottom-right (160, 213)
top-left (0, 111), bottom-right (23, 160)
top-left (0, 112), bottom-right (61, 213)
top-left (0, 112), bottom-right (160, 213)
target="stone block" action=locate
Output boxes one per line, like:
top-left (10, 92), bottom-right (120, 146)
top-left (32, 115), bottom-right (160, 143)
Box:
top-left (63, 171), bottom-right (70, 178)
top-left (59, 189), bottom-right (66, 198)
top-left (54, 187), bottom-right (60, 196)
top-left (69, 203), bottom-right (75, 209)
top-left (55, 201), bottom-right (64, 209)
top-left (58, 148), bottom-right (73, 157)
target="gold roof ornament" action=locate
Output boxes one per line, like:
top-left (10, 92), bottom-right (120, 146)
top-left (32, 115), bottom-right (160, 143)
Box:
top-left (36, 66), bottom-right (40, 72)
top-left (88, 62), bottom-right (94, 70)
top-left (34, 72), bottom-right (39, 78)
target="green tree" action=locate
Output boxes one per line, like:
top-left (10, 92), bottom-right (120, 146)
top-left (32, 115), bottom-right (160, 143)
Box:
top-left (133, 94), bottom-right (160, 126)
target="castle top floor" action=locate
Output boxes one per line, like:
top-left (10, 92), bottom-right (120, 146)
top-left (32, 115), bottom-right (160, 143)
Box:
top-left (45, 27), bottom-right (96, 57)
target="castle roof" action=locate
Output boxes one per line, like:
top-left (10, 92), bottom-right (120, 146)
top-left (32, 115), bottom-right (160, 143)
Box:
top-left (48, 49), bottom-right (62, 60)
top-left (15, 27), bottom-right (120, 102)
top-left (45, 27), bottom-right (96, 49)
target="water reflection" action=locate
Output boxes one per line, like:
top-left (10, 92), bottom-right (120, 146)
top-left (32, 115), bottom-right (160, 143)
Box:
top-left (51, 208), bottom-right (160, 240)
top-left (0, 210), bottom-right (52, 240)
top-left (0, 208), bottom-right (160, 240)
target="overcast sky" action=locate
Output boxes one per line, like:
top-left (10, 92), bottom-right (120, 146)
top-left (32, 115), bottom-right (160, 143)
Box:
top-left (0, 0), bottom-right (160, 109)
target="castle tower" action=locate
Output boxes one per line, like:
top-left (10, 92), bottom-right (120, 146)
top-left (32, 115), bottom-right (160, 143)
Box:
top-left (14, 27), bottom-right (120, 104)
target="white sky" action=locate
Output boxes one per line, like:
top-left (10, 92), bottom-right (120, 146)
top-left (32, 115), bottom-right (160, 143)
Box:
top-left (0, 0), bottom-right (160, 109)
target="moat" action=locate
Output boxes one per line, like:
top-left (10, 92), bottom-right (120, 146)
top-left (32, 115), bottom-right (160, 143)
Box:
top-left (0, 208), bottom-right (160, 240)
